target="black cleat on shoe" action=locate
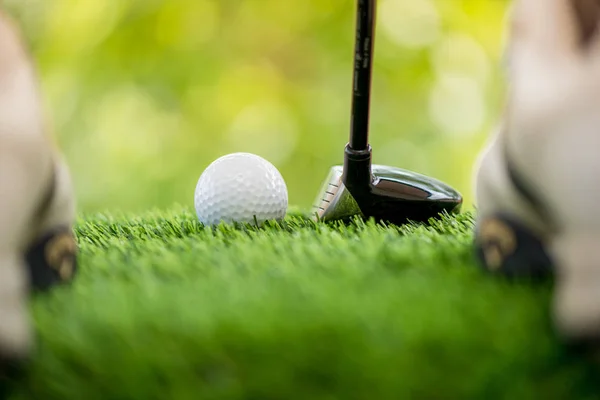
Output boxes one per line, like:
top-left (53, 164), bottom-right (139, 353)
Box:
top-left (24, 226), bottom-right (78, 292)
top-left (474, 213), bottom-right (554, 280)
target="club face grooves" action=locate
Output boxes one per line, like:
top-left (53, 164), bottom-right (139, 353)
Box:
top-left (313, 167), bottom-right (362, 222)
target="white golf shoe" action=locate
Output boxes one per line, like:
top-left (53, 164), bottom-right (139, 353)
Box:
top-left (474, 0), bottom-right (600, 344)
top-left (0, 10), bottom-right (77, 372)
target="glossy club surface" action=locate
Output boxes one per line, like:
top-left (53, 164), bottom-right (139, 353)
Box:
top-left (313, 165), bottom-right (462, 225)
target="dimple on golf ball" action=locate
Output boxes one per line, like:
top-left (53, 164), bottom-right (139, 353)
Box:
top-left (194, 152), bottom-right (288, 226)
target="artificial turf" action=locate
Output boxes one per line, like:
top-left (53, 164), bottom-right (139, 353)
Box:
top-left (5, 206), bottom-right (600, 399)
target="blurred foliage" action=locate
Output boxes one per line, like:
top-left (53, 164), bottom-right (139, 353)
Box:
top-left (5, 0), bottom-right (509, 213)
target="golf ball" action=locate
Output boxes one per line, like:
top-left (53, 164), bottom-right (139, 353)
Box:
top-left (194, 152), bottom-right (288, 226)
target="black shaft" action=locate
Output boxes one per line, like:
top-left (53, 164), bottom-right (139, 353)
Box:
top-left (349, 0), bottom-right (376, 151)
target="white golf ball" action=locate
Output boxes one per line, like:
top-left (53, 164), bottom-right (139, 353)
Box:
top-left (194, 152), bottom-right (288, 226)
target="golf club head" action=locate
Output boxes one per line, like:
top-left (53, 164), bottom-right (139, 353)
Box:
top-left (312, 164), bottom-right (462, 225)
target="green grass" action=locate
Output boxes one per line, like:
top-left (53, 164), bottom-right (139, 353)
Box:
top-left (6, 207), bottom-right (600, 399)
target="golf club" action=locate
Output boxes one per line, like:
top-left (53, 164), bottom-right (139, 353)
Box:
top-left (312, 0), bottom-right (463, 225)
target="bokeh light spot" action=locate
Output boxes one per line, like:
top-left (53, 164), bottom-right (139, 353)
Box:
top-left (91, 85), bottom-right (180, 161)
top-left (428, 73), bottom-right (486, 137)
top-left (379, 0), bottom-right (441, 48)
top-left (155, 0), bottom-right (219, 50)
top-left (225, 102), bottom-right (298, 167)
top-left (214, 63), bottom-right (284, 121)
top-left (44, 0), bottom-right (124, 53)
top-left (430, 33), bottom-right (491, 86)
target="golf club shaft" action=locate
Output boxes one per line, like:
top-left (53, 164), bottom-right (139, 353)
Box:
top-left (349, 0), bottom-right (376, 151)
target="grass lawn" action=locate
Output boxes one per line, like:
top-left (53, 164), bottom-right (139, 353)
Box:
top-left (5, 206), bottom-right (600, 399)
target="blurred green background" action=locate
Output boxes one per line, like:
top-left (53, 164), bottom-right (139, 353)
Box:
top-left (6, 0), bottom-right (509, 213)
